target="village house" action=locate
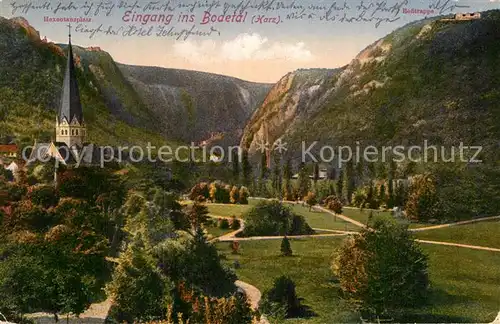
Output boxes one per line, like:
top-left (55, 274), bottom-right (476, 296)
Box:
top-left (0, 144), bottom-right (18, 160)
top-left (0, 144), bottom-right (21, 180)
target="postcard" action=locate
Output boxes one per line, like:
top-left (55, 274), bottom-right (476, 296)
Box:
top-left (0, 1), bottom-right (499, 323)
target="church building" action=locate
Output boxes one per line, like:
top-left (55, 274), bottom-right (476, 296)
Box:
top-left (29, 28), bottom-right (105, 166)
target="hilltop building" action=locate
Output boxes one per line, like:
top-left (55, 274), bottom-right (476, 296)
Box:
top-left (454, 12), bottom-right (481, 20)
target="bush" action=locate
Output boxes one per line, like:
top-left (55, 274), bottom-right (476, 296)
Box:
top-left (27, 184), bottom-right (59, 208)
top-left (259, 276), bottom-right (302, 318)
top-left (239, 186), bottom-right (249, 204)
top-left (241, 201), bottom-right (314, 237)
top-left (0, 168), bottom-right (14, 182)
top-left (188, 182), bottom-right (209, 201)
top-left (166, 284), bottom-right (255, 324)
top-left (303, 192), bottom-right (317, 211)
top-left (351, 188), bottom-right (366, 208)
top-left (280, 236), bottom-right (292, 256)
top-left (405, 174), bottom-right (439, 222)
top-left (230, 186), bottom-right (240, 204)
top-left (323, 195), bottom-right (343, 214)
top-left (219, 218), bottom-right (230, 229)
top-left (208, 181), bottom-right (231, 203)
top-left (230, 216), bottom-right (240, 230)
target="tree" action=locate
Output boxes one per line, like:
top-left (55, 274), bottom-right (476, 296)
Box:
top-left (271, 154), bottom-right (282, 199)
top-left (230, 186), bottom-right (240, 204)
top-left (351, 188), bottom-right (366, 208)
top-left (241, 150), bottom-right (252, 187)
top-left (297, 163), bottom-right (310, 200)
top-left (324, 195), bottom-right (343, 214)
top-left (335, 172), bottom-right (343, 198)
top-left (27, 184), bottom-right (59, 209)
top-left (303, 192), bottom-right (317, 211)
top-left (155, 229), bottom-right (237, 297)
top-left (258, 152), bottom-right (269, 196)
top-left (188, 182), bottom-right (210, 201)
top-left (387, 178), bottom-right (395, 209)
top-left (153, 190), bottom-right (189, 232)
top-left (232, 151), bottom-right (240, 184)
top-left (165, 285), bottom-right (254, 324)
top-left (230, 216), bottom-right (240, 230)
top-left (280, 236), bottom-right (292, 256)
top-left (312, 163), bottom-right (319, 188)
top-left (366, 181), bottom-right (380, 209)
top-left (259, 276), bottom-right (302, 318)
top-left (328, 167), bottom-right (337, 180)
top-left (387, 160), bottom-right (397, 207)
top-left (355, 160), bottom-right (364, 184)
top-left (375, 161), bottom-right (387, 179)
top-left (332, 219), bottom-right (429, 319)
top-left (0, 168), bottom-right (14, 182)
top-left (342, 161), bottom-right (355, 204)
top-left (378, 182), bottom-right (386, 207)
top-left (239, 186), bottom-right (249, 204)
top-left (394, 181), bottom-right (408, 208)
top-left (186, 201), bottom-right (210, 232)
top-left (209, 181), bottom-right (230, 203)
top-left (405, 174), bottom-right (439, 222)
top-left (282, 159), bottom-right (293, 201)
top-left (106, 243), bottom-right (170, 323)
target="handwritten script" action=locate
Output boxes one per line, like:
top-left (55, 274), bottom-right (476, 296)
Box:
top-left (8, 0), bottom-right (471, 39)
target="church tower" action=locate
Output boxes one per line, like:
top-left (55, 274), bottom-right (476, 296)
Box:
top-left (55, 26), bottom-right (86, 147)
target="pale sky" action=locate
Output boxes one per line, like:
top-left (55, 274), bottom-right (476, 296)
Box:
top-left (1, 0), bottom-right (498, 83)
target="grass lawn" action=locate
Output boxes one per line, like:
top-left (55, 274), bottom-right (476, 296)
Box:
top-left (217, 237), bottom-right (500, 323)
top-left (207, 203), bottom-right (255, 218)
top-left (287, 204), bottom-right (360, 232)
top-left (342, 208), bottom-right (434, 229)
top-left (205, 225), bottom-right (234, 238)
top-left (342, 208), bottom-right (393, 225)
top-left (217, 237), bottom-right (357, 323)
top-left (208, 200), bottom-right (360, 232)
top-left (399, 244), bottom-right (500, 322)
top-left (414, 220), bottom-right (500, 249)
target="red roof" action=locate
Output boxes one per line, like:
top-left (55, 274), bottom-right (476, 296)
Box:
top-left (0, 144), bottom-right (17, 153)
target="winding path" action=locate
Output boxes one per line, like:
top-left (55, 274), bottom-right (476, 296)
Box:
top-left (315, 205), bottom-right (368, 228)
top-left (415, 239), bottom-right (500, 252)
top-left (207, 202), bottom-right (500, 253)
top-left (409, 215), bottom-right (500, 232)
top-left (207, 201), bottom-right (500, 323)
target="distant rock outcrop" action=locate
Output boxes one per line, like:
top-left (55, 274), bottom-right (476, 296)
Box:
top-left (240, 68), bottom-right (340, 157)
top-left (0, 16), bottom-right (271, 147)
top-left (119, 64), bottom-right (272, 144)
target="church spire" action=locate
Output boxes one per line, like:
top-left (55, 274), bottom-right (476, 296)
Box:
top-left (58, 24), bottom-right (83, 125)
top-left (56, 24), bottom-right (86, 148)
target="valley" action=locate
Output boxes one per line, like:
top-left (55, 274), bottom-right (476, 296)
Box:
top-left (1, 8), bottom-right (500, 324)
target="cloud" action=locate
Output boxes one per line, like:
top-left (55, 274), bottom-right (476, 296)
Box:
top-left (172, 39), bottom-right (217, 62)
top-left (173, 33), bottom-right (315, 63)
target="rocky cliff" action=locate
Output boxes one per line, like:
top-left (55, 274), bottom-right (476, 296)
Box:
top-left (0, 16), bottom-right (270, 148)
top-left (240, 68), bottom-right (341, 155)
top-left (118, 65), bottom-right (272, 145)
top-left (242, 12), bottom-right (500, 162)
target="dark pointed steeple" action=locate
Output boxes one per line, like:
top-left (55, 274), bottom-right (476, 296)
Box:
top-left (59, 24), bottom-right (83, 125)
